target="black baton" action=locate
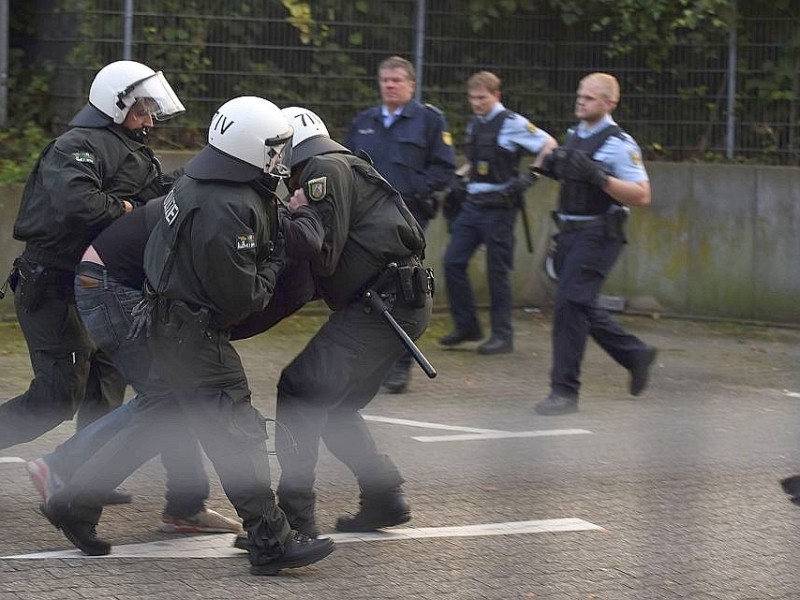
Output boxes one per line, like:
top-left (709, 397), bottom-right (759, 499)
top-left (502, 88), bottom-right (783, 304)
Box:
top-left (364, 264), bottom-right (437, 379)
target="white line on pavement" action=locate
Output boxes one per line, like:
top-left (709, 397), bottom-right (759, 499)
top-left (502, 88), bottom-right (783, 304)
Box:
top-left (363, 415), bottom-right (592, 443)
top-left (363, 415), bottom-right (501, 434)
top-left (0, 457), bottom-right (26, 465)
top-left (3, 518), bottom-right (603, 560)
top-left (412, 429), bottom-right (593, 443)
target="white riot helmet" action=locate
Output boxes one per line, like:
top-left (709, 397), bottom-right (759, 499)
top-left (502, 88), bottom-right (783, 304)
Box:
top-left (281, 106), bottom-right (350, 167)
top-left (184, 96), bottom-right (294, 183)
top-left (88, 60), bottom-right (185, 124)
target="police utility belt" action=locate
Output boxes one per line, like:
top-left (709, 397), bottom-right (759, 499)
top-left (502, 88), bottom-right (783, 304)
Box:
top-left (361, 256), bottom-right (433, 310)
top-left (551, 209), bottom-right (628, 241)
top-left (467, 191), bottom-right (517, 209)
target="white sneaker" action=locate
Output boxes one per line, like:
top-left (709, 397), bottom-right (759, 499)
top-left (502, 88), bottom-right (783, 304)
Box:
top-left (159, 508), bottom-right (244, 534)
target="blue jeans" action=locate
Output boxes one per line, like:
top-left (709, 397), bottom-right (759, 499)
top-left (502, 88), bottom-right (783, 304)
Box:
top-left (45, 262), bottom-right (209, 518)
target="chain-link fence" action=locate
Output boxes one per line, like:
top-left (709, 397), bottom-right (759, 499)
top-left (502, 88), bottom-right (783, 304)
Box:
top-left (18, 0), bottom-right (800, 164)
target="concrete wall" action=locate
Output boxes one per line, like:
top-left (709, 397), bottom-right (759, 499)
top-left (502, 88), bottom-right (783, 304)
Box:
top-left (2, 157), bottom-right (800, 324)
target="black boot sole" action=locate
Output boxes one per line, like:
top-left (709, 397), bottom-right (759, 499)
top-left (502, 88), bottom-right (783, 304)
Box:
top-left (39, 504), bottom-right (111, 556)
top-left (249, 539), bottom-right (335, 576)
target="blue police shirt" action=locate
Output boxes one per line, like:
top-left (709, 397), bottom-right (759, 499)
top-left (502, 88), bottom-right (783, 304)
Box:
top-left (467, 102), bottom-right (553, 195)
top-left (344, 99), bottom-right (455, 206)
top-left (573, 114), bottom-right (648, 183)
top-left (558, 114), bottom-right (649, 221)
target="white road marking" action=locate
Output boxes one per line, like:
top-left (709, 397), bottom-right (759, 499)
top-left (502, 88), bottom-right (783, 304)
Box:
top-left (784, 390), bottom-right (800, 398)
top-left (413, 429), bottom-right (592, 443)
top-left (363, 415), bottom-right (500, 434)
top-left (0, 457), bottom-right (26, 465)
top-left (3, 518), bottom-right (603, 559)
top-left (363, 415), bottom-right (592, 443)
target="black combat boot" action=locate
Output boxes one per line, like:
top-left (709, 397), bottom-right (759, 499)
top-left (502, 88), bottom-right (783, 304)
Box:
top-left (249, 530), bottom-right (335, 576)
top-left (335, 486), bottom-right (411, 532)
top-left (40, 500), bottom-right (111, 556)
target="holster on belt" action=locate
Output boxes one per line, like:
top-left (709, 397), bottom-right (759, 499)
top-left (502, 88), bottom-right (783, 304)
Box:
top-left (10, 257), bottom-right (50, 312)
top-left (371, 258), bottom-right (433, 310)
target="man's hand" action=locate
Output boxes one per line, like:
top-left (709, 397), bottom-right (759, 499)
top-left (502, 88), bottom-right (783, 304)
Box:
top-left (288, 187), bottom-right (309, 213)
top-left (122, 200), bottom-right (134, 214)
top-left (568, 150), bottom-right (609, 188)
top-left (506, 167), bottom-right (540, 195)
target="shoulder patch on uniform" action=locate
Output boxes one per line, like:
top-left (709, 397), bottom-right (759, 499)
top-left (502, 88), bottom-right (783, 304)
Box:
top-left (306, 176), bottom-right (327, 201)
top-left (236, 233), bottom-right (256, 251)
top-left (526, 123), bottom-right (538, 134)
top-left (72, 151), bottom-right (96, 165)
top-left (424, 103), bottom-right (444, 116)
top-left (442, 131), bottom-right (453, 146)
top-left (630, 150), bottom-right (642, 165)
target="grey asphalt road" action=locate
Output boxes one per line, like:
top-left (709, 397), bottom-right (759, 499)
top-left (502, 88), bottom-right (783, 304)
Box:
top-left (1, 308), bottom-right (800, 599)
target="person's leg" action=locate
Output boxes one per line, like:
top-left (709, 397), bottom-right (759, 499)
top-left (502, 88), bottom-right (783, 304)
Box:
top-left (72, 270), bottom-right (212, 518)
top-left (149, 323), bottom-right (329, 574)
top-left (441, 204), bottom-right (484, 339)
top-left (0, 291), bottom-right (90, 450)
top-left (537, 229), bottom-right (621, 414)
top-left (281, 298), bottom-right (429, 531)
top-left (75, 349), bottom-right (126, 430)
top-left (480, 208), bottom-right (516, 350)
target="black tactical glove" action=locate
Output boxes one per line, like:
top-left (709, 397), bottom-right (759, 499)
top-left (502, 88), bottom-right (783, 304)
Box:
top-left (537, 148), bottom-right (569, 180)
top-left (568, 150), bottom-right (609, 188)
top-left (505, 166), bottom-right (540, 195)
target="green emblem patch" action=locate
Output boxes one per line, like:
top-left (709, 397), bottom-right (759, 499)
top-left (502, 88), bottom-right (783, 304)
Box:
top-left (72, 151), bottom-right (96, 165)
top-left (306, 176), bottom-right (328, 202)
top-left (236, 233), bottom-right (256, 251)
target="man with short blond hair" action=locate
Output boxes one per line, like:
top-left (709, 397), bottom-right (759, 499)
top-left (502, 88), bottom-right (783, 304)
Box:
top-left (534, 72), bottom-right (656, 416)
top-left (440, 70), bottom-right (556, 355)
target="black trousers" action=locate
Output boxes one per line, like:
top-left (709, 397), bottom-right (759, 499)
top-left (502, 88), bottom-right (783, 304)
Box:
top-left (54, 312), bottom-right (290, 546)
top-left (275, 293), bottom-right (431, 521)
top-left (550, 226), bottom-right (649, 398)
top-left (0, 276), bottom-right (124, 450)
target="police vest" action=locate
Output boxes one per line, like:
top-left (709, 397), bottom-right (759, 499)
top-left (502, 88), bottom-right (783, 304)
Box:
top-left (558, 125), bottom-right (622, 216)
top-left (466, 111), bottom-right (520, 185)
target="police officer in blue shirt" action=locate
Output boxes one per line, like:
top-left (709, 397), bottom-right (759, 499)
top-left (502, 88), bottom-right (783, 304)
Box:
top-left (345, 55), bottom-right (455, 392)
top-left (440, 71), bottom-right (556, 355)
top-left (534, 72), bottom-right (657, 416)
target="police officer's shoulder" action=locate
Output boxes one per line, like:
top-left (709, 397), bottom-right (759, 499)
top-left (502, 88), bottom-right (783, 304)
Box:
top-left (423, 102), bottom-right (444, 117)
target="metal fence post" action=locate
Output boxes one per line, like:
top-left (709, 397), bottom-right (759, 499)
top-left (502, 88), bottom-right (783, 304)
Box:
top-left (0, 0), bottom-right (8, 127)
top-left (413, 0), bottom-right (425, 102)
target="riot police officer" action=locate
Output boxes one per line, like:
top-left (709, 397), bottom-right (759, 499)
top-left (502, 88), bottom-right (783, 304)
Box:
top-left (40, 97), bottom-right (335, 576)
top-left (440, 71), bottom-right (556, 355)
top-left (275, 106), bottom-right (432, 537)
top-left (344, 55), bottom-right (455, 393)
top-left (534, 72), bottom-right (657, 416)
top-left (0, 60), bottom-right (184, 450)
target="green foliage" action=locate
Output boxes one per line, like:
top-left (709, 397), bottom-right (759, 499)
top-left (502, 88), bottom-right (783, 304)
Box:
top-left (0, 124), bottom-right (50, 185)
top-left (3, 0), bottom-right (799, 173)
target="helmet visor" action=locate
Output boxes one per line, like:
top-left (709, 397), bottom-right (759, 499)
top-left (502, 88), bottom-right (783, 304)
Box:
top-left (128, 72), bottom-right (185, 121)
top-left (264, 128), bottom-right (294, 178)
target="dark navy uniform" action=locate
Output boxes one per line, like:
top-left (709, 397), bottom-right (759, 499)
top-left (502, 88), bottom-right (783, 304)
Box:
top-left (275, 150), bottom-right (431, 535)
top-left (549, 115), bottom-right (652, 403)
top-left (443, 103), bottom-right (552, 349)
top-left (344, 99), bottom-right (455, 228)
top-left (0, 106), bottom-right (166, 449)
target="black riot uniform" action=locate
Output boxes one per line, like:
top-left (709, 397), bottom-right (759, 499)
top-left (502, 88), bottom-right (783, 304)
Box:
top-left (0, 105), bottom-right (167, 449)
top-left (275, 149), bottom-right (433, 536)
top-left (141, 173), bottom-right (294, 554)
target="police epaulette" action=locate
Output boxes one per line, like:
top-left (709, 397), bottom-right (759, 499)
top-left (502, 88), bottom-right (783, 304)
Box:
top-left (424, 103), bottom-right (444, 116)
